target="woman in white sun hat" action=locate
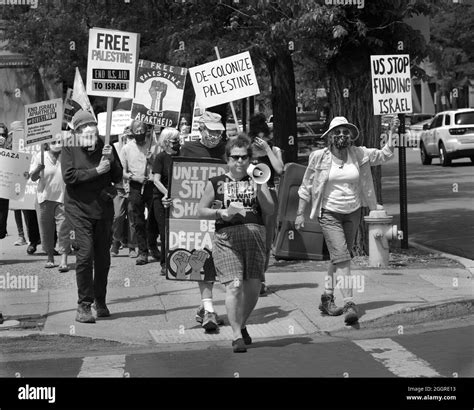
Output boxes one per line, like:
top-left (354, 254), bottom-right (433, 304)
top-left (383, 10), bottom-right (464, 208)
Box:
top-left (295, 116), bottom-right (394, 325)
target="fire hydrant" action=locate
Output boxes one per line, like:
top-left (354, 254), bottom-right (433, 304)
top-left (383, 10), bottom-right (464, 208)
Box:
top-left (364, 204), bottom-right (399, 267)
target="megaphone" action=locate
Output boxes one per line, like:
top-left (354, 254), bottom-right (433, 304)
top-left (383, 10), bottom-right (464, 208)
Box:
top-left (247, 163), bottom-right (271, 185)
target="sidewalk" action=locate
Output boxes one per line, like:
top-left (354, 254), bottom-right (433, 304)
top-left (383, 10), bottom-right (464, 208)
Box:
top-left (0, 215), bottom-right (473, 346)
top-left (1, 265), bottom-right (472, 346)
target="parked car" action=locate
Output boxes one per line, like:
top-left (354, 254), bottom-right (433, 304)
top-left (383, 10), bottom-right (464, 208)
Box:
top-left (408, 118), bottom-right (433, 147)
top-left (419, 109), bottom-right (474, 166)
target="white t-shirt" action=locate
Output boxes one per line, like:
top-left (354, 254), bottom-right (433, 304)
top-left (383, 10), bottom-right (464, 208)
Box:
top-left (29, 151), bottom-right (65, 204)
top-left (322, 152), bottom-right (361, 214)
top-left (121, 138), bottom-right (156, 179)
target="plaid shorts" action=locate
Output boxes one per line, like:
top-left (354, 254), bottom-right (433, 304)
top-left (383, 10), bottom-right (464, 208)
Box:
top-left (212, 223), bottom-right (266, 284)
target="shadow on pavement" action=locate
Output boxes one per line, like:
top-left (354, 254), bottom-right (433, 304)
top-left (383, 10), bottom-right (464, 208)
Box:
top-left (251, 336), bottom-right (314, 349)
top-left (269, 282), bottom-right (319, 292)
top-left (98, 309), bottom-right (166, 319)
top-left (356, 300), bottom-right (421, 319)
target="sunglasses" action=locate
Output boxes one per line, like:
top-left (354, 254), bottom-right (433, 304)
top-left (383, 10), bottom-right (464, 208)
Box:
top-left (229, 154), bottom-right (249, 161)
top-left (332, 128), bottom-right (352, 136)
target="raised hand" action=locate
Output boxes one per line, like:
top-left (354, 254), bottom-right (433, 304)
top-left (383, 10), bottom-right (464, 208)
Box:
top-left (173, 250), bottom-right (190, 279)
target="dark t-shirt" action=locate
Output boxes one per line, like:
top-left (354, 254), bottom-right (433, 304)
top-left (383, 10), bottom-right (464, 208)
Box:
top-left (210, 174), bottom-right (263, 232)
top-left (179, 140), bottom-right (226, 161)
top-left (152, 151), bottom-right (173, 198)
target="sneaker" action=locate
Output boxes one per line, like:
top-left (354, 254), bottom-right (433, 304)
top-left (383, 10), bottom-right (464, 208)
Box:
top-left (232, 338), bottom-right (247, 353)
top-left (343, 301), bottom-right (359, 325)
top-left (241, 327), bottom-right (252, 345)
top-left (260, 282), bottom-right (268, 296)
top-left (202, 311), bottom-right (218, 331)
top-left (26, 243), bottom-right (37, 255)
top-left (319, 293), bottom-right (344, 316)
top-left (93, 302), bottom-right (111, 318)
top-left (129, 249), bottom-right (138, 258)
top-left (110, 241), bottom-right (120, 257)
top-left (75, 303), bottom-right (95, 323)
top-left (136, 254), bottom-right (148, 265)
top-left (14, 236), bottom-right (27, 246)
top-left (160, 264), bottom-right (166, 276)
top-left (195, 307), bottom-right (224, 325)
top-left (149, 247), bottom-right (161, 261)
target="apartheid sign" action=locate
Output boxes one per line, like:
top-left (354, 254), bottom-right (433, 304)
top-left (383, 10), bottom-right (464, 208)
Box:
top-left (189, 51), bottom-right (260, 108)
top-left (131, 60), bottom-right (187, 128)
top-left (24, 98), bottom-right (63, 147)
top-left (371, 54), bottom-right (413, 115)
top-left (166, 157), bottom-right (227, 281)
top-left (0, 148), bottom-right (32, 201)
top-left (86, 28), bottom-right (140, 99)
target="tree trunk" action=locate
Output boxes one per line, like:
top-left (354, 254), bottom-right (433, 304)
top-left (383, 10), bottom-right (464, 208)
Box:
top-left (328, 66), bottom-right (383, 255)
top-left (266, 49), bottom-right (297, 164)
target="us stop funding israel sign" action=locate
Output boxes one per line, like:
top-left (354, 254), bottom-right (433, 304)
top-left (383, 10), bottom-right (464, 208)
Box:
top-left (87, 28), bottom-right (140, 99)
top-left (371, 54), bottom-right (413, 115)
top-left (189, 51), bottom-right (260, 108)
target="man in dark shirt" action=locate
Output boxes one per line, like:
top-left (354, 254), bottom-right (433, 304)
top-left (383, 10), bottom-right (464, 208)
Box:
top-left (62, 110), bottom-right (123, 323)
top-left (179, 111), bottom-right (226, 331)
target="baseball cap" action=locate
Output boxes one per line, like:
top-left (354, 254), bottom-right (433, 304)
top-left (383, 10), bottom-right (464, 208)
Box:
top-left (199, 111), bottom-right (225, 131)
top-left (72, 110), bottom-right (97, 131)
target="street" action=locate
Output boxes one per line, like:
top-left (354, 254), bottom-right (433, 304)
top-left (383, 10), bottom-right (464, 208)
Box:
top-left (0, 318), bottom-right (472, 378)
top-left (382, 148), bottom-right (474, 259)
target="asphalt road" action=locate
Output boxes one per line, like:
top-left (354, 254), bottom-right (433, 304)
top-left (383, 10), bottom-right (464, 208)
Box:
top-left (381, 148), bottom-right (474, 259)
top-left (1, 319), bottom-right (472, 378)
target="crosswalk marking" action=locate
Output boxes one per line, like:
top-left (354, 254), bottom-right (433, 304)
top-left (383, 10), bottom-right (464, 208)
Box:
top-left (353, 338), bottom-right (441, 377)
top-left (77, 355), bottom-right (126, 378)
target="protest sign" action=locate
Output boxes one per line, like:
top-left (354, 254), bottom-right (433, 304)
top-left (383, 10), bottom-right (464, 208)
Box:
top-left (0, 148), bottom-right (32, 201)
top-left (371, 54), bottom-right (413, 115)
top-left (97, 111), bottom-right (131, 136)
top-left (24, 98), bottom-right (63, 147)
top-left (189, 51), bottom-right (260, 108)
top-left (9, 129), bottom-right (39, 210)
top-left (131, 60), bottom-right (187, 128)
top-left (166, 158), bottom-right (227, 281)
top-left (86, 28), bottom-right (140, 99)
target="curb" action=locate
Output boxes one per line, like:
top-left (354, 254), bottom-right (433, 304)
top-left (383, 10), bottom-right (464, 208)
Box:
top-left (350, 298), bottom-right (473, 330)
top-left (409, 240), bottom-right (474, 275)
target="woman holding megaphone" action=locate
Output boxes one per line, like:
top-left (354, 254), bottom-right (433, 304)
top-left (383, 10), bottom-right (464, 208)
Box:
top-left (198, 135), bottom-right (275, 353)
top-left (249, 114), bottom-right (284, 296)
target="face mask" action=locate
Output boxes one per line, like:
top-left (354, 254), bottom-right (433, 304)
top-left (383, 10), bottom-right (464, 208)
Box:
top-left (171, 141), bottom-right (181, 152)
top-left (333, 135), bottom-right (350, 150)
top-left (201, 129), bottom-right (222, 148)
top-left (135, 135), bottom-right (146, 145)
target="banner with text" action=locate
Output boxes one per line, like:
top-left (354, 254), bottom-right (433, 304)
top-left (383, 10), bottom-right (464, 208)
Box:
top-left (86, 28), bottom-right (140, 99)
top-left (371, 54), bottom-right (412, 115)
top-left (9, 128), bottom-right (39, 210)
top-left (167, 158), bottom-right (227, 282)
top-left (24, 98), bottom-right (63, 147)
top-left (131, 60), bottom-right (187, 128)
top-left (189, 51), bottom-right (260, 108)
top-left (0, 148), bottom-right (32, 201)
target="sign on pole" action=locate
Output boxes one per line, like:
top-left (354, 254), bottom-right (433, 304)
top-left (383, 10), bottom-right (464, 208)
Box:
top-left (0, 148), bottom-right (32, 201)
top-left (370, 54), bottom-right (412, 115)
top-left (97, 111), bottom-right (132, 136)
top-left (86, 28), bottom-right (140, 99)
top-left (166, 158), bottom-right (227, 282)
top-left (131, 60), bottom-right (187, 128)
top-left (189, 51), bottom-right (260, 108)
top-left (24, 98), bottom-right (63, 147)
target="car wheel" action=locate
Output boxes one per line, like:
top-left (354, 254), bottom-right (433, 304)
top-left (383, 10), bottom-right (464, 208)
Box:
top-left (420, 143), bottom-right (432, 165)
top-left (439, 143), bottom-right (451, 167)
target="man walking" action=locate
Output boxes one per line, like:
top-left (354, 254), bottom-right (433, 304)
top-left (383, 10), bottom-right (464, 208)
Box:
top-left (122, 120), bottom-right (160, 265)
top-left (62, 110), bottom-right (123, 323)
top-left (180, 111), bottom-right (226, 331)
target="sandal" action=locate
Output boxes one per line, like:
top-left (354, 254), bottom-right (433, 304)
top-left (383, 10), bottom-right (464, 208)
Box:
top-left (45, 261), bottom-right (57, 268)
top-left (58, 264), bottom-right (69, 272)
